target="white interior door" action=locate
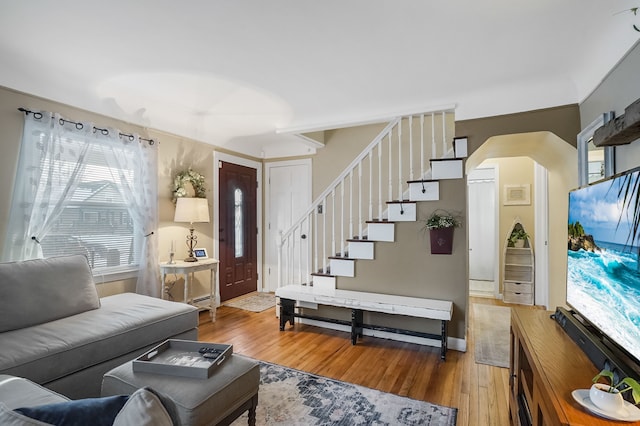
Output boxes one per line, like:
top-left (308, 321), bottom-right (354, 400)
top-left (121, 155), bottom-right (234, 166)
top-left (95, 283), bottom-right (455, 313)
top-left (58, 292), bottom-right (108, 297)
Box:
top-left (468, 167), bottom-right (497, 283)
top-left (265, 160), bottom-right (311, 292)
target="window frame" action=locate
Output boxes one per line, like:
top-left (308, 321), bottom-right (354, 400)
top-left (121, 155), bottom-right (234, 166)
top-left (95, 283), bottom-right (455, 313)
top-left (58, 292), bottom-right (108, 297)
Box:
top-left (34, 131), bottom-right (143, 281)
top-left (577, 112), bottom-right (615, 187)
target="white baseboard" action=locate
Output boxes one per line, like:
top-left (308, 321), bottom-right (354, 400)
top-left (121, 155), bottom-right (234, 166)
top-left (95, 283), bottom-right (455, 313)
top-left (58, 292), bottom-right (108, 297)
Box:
top-left (298, 318), bottom-right (466, 353)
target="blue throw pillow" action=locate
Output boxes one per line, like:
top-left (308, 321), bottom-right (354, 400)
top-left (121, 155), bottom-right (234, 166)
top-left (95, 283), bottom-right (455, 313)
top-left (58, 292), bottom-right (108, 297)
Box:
top-left (14, 395), bottom-right (129, 426)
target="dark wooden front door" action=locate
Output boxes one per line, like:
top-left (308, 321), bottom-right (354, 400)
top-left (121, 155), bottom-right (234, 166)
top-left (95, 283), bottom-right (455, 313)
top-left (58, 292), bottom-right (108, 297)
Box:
top-left (219, 161), bottom-right (257, 301)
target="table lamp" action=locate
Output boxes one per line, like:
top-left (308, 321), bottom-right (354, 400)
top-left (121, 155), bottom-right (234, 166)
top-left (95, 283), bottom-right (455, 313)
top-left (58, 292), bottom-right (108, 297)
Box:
top-left (174, 197), bottom-right (210, 262)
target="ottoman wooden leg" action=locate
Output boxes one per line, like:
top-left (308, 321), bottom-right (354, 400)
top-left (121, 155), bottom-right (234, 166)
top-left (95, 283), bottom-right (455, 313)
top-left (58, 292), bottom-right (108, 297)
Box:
top-left (248, 393), bottom-right (258, 426)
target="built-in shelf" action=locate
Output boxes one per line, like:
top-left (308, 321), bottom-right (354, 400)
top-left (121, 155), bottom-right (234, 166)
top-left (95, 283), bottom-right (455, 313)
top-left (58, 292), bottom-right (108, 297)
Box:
top-left (503, 222), bottom-right (534, 305)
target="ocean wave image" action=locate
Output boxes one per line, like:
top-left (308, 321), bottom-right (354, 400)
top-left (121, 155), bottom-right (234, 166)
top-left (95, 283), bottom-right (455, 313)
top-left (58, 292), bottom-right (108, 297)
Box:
top-left (567, 245), bottom-right (640, 361)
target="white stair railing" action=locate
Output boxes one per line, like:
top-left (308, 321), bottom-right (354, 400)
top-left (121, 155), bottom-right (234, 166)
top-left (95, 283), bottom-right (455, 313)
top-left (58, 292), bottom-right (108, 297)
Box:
top-left (278, 110), bottom-right (453, 287)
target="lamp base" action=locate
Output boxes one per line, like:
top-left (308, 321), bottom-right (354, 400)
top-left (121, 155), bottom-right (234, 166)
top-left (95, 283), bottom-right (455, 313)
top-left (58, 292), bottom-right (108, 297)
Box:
top-left (184, 256), bottom-right (198, 262)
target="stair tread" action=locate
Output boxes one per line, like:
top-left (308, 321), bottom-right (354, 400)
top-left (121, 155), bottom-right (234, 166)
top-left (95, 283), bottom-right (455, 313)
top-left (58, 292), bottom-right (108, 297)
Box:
top-left (386, 199), bottom-right (416, 204)
top-left (311, 272), bottom-right (337, 277)
top-left (430, 157), bottom-right (463, 162)
top-left (407, 179), bottom-right (438, 183)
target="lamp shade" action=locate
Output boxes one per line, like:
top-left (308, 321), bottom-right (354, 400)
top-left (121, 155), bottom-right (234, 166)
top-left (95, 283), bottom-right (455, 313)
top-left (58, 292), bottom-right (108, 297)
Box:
top-left (174, 197), bottom-right (210, 223)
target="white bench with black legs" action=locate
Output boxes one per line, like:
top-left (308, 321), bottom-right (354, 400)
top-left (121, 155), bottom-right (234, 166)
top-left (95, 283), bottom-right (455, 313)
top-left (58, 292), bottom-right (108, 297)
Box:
top-left (275, 284), bottom-right (454, 360)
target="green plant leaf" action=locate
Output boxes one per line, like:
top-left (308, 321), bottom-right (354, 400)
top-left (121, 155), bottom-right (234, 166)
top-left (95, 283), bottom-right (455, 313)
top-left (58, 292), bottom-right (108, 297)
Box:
top-left (593, 369), bottom-right (615, 386)
top-left (619, 377), bottom-right (640, 404)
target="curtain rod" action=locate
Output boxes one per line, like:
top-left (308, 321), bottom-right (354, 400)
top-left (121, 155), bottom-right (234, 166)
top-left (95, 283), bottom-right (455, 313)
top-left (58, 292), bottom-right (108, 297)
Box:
top-left (18, 107), bottom-right (157, 146)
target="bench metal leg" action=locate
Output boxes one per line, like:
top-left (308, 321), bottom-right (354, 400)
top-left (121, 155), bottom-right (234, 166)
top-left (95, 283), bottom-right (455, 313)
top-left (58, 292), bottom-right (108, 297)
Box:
top-left (351, 309), bottom-right (363, 344)
top-left (440, 320), bottom-right (448, 360)
top-left (279, 298), bottom-right (296, 330)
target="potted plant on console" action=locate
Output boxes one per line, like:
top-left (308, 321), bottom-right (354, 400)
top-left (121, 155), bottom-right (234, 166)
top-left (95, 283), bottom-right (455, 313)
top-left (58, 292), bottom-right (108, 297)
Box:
top-left (423, 210), bottom-right (461, 255)
top-left (590, 369), bottom-right (640, 414)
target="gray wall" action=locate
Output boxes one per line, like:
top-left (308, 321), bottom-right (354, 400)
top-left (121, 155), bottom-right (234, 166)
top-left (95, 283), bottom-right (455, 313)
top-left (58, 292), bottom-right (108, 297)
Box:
top-left (580, 40), bottom-right (640, 173)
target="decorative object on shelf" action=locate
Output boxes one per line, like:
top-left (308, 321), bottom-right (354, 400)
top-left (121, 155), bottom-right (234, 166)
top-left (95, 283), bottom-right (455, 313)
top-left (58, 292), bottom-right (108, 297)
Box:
top-left (503, 220), bottom-right (534, 305)
top-left (423, 209), bottom-right (461, 255)
top-left (172, 168), bottom-right (207, 204)
top-left (591, 369), bottom-right (640, 408)
top-left (571, 388), bottom-right (640, 421)
top-left (174, 197), bottom-right (210, 262)
top-left (508, 228), bottom-right (529, 248)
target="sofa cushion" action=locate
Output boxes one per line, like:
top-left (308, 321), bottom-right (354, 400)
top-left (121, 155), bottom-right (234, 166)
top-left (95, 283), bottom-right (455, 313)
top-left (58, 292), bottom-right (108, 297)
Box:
top-left (113, 387), bottom-right (174, 426)
top-left (14, 395), bottom-right (128, 426)
top-left (0, 293), bottom-right (198, 385)
top-left (0, 376), bottom-right (69, 410)
top-left (0, 403), bottom-right (51, 426)
top-left (0, 255), bottom-right (100, 332)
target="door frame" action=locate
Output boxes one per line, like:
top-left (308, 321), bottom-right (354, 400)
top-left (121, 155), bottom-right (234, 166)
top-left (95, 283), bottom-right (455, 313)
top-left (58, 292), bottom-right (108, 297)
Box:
top-left (534, 162), bottom-right (549, 308)
top-left (264, 158), bottom-right (312, 292)
top-left (466, 163), bottom-right (500, 298)
top-left (213, 152), bottom-right (263, 302)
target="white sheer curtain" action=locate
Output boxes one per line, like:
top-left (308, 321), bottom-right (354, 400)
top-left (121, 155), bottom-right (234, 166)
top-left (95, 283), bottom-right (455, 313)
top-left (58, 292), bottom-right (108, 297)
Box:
top-left (3, 113), bottom-right (91, 260)
top-left (98, 131), bottom-right (160, 297)
top-left (3, 111), bottom-right (160, 297)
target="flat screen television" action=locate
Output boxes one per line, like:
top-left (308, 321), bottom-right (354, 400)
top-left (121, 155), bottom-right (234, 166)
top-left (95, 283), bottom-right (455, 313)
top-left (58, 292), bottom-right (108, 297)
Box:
top-left (567, 166), bottom-right (640, 369)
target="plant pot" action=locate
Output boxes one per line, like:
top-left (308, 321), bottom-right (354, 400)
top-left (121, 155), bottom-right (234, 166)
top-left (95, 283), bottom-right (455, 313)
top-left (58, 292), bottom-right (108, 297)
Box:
top-left (514, 239), bottom-right (525, 248)
top-left (589, 383), bottom-right (624, 413)
top-left (430, 227), bottom-right (454, 255)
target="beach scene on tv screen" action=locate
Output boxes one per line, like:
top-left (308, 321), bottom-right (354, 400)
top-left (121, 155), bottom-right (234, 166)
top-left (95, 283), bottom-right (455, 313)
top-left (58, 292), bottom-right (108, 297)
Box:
top-left (567, 170), bottom-right (640, 363)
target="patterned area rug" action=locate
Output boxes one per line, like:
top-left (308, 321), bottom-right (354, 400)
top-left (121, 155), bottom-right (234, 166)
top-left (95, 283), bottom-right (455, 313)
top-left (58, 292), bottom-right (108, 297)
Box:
top-left (473, 303), bottom-right (511, 368)
top-left (223, 292), bottom-right (276, 312)
top-left (232, 361), bottom-right (457, 425)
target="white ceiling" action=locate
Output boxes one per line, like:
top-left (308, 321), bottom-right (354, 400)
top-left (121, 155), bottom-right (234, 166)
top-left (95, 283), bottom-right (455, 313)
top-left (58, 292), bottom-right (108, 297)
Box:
top-left (1, 1), bottom-right (639, 158)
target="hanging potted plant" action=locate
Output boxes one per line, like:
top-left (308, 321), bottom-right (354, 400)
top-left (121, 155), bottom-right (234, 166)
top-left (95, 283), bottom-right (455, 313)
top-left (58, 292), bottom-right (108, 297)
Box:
top-left (423, 209), bottom-right (462, 255)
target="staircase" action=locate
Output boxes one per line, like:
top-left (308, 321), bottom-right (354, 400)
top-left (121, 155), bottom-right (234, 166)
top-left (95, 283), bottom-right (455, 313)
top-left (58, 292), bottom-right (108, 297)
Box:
top-left (277, 110), bottom-right (467, 291)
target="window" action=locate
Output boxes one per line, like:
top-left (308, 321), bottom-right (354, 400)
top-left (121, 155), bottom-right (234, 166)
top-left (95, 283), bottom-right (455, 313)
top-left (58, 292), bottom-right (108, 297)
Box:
top-left (234, 188), bottom-right (244, 258)
top-left (578, 112), bottom-right (615, 186)
top-left (4, 111), bottom-right (158, 287)
top-left (36, 134), bottom-right (141, 273)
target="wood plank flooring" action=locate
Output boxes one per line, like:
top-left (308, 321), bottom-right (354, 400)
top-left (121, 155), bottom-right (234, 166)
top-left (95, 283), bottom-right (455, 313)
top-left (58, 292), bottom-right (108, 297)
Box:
top-left (198, 295), bottom-right (511, 426)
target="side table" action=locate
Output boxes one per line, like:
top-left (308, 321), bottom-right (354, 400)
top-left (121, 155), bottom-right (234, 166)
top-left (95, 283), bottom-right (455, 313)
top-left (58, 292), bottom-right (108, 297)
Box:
top-left (160, 259), bottom-right (218, 321)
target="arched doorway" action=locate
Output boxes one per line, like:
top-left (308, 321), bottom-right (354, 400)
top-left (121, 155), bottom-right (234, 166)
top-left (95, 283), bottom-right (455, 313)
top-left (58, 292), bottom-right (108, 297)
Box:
top-left (466, 131), bottom-right (577, 310)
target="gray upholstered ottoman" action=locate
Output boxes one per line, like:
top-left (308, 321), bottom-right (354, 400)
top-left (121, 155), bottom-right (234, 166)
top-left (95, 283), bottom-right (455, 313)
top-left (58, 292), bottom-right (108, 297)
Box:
top-left (101, 355), bottom-right (259, 426)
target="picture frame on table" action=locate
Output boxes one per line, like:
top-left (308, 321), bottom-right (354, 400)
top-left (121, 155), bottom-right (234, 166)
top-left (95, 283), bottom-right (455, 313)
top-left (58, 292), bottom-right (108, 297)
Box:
top-left (193, 248), bottom-right (208, 259)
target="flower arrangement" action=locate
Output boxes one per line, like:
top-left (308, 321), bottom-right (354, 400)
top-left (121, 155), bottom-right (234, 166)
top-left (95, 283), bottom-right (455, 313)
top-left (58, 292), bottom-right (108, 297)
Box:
top-left (172, 168), bottom-right (207, 204)
top-left (423, 209), bottom-right (462, 230)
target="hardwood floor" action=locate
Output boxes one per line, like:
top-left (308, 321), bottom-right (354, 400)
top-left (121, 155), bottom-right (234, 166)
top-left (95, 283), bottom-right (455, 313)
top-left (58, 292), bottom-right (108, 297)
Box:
top-left (198, 295), bottom-right (511, 426)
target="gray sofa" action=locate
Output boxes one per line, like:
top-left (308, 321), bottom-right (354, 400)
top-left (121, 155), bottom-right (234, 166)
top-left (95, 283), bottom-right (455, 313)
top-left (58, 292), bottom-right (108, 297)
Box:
top-left (0, 255), bottom-right (198, 399)
top-left (0, 375), bottom-right (176, 425)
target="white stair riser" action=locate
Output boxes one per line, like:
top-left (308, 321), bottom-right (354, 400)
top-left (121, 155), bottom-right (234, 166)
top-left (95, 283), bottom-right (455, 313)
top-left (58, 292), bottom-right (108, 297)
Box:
top-left (454, 137), bottom-right (468, 158)
top-left (330, 258), bottom-right (355, 277)
top-left (312, 275), bottom-right (336, 293)
top-left (408, 181), bottom-right (440, 201)
top-left (431, 159), bottom-right (463, 180)
top-left (348, 241), bottom-right (374, 259)
top-left (387, 203), bottom-right (416, 221)
top-left (367, 223), bottom-right (395, 242)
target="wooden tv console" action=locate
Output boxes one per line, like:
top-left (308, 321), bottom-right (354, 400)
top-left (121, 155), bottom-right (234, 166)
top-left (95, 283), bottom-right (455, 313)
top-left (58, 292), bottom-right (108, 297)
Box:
top-left (510, 308), bottom-right (637, 425)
